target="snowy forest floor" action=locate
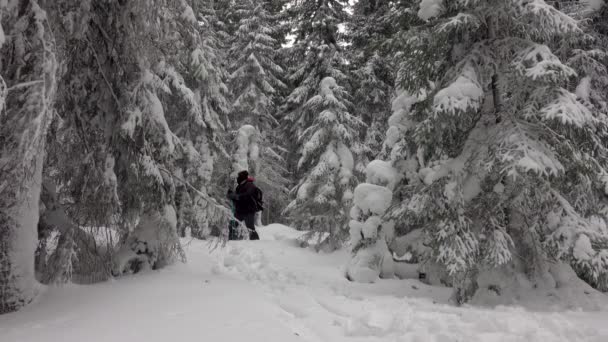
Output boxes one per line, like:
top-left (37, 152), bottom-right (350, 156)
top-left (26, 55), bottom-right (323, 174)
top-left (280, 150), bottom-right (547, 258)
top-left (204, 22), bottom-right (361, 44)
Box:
top-left (1, 224), bottom-right (607, 342)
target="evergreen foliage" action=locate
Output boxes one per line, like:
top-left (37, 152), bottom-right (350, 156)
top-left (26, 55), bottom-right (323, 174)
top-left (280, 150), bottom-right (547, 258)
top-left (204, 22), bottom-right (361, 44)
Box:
top-left (2, 0), bottom-right (608, 315)
top-left (282, 0), bottom-right (364, 249)
top-left (385, 0), bottom-right (608, 302)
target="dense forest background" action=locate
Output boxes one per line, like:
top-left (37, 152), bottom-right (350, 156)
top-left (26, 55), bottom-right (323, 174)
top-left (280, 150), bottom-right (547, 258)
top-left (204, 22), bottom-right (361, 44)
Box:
top-left (2, 0), bottom-right (608, 314)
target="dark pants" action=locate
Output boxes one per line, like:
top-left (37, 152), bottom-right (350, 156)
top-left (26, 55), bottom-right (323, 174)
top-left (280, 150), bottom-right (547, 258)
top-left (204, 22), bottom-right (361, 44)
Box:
top-left (235, 212), bottom-right (259, 240)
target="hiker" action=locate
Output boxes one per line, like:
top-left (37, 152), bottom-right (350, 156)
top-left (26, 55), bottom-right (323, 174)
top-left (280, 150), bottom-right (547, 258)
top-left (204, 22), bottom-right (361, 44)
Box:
top-left (227, 170), bottom-right (262, 240)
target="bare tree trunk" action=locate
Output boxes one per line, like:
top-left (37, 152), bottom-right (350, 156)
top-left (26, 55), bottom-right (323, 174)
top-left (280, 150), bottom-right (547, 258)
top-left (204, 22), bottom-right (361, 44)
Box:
top-left (0, 0), bottom-right (57, 314)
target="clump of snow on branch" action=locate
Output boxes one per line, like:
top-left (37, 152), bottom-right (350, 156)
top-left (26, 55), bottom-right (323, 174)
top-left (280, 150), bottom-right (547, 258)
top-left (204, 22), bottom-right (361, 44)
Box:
top-left (433, 65), bottom-right (484, 115)
top-left (365, 160), bottom-right (400, 190)
top-left (541, 89), bottom-right (595, 128)
top-left (513, 44), bottom-right (577, 83)
top-left (232, 125), bottom-right (259, 175)
top-left (179, 0), bottom-right (197, 24)
top-left (500, 130), bottom-right (565, 178)
top-left (383, 89), bottom-right (419, 154)
top-left (346, 160), bottom-right (397, 283)
top-left (583, 0), bottom-right (605, 11)
top-left (418, 0), bottom-right (444, 21)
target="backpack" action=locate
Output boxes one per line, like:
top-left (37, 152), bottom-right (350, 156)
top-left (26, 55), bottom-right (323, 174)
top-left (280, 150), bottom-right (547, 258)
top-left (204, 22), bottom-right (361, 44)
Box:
top-left (253, 186), bottom-right (264, 212)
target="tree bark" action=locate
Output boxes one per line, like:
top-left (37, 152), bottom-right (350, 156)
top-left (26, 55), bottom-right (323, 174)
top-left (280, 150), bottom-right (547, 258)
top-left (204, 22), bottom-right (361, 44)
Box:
top-left (487, 15), bottom-right (502, 121)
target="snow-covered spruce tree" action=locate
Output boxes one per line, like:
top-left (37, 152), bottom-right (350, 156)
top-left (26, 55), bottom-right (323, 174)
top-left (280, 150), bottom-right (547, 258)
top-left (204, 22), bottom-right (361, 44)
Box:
top-left (36, 0), bottom-right (228, 280)
top-left (387, 0), bottom-right (608, 304)
top-left (347, 0), bottom-right (419, 161)
top-left (593, 1), bottom-right (608, 39)
top-left (227, 0), bottom-right (290, 224)
top-left (229, 0), bottom-right (285, 130)
top-left (351, 53), bottom-right (392, 162)
top-left (0, 0), bottom-right (58, 314)
top-left (282, 0), bottom-right (364, 250)
top-left (562, 0), bottom-right (608, 291)
top-left (285, 77), bottom-right (363, 251)
top-left (282, 0), bottom-right (349, 139)
top-left (173, 0), bottom-right (231, 239)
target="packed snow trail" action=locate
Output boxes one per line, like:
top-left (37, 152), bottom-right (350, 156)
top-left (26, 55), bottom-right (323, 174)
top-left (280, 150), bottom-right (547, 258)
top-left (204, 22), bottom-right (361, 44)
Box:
top-left (216, 225), bottom-right (608, 342)
top-left (1, 224), bottom-right (607, 342)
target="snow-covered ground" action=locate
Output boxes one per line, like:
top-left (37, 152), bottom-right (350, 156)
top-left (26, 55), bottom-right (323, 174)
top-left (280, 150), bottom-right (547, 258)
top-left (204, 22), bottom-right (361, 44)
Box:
top-left (1, 224), bottom-right (607, 342)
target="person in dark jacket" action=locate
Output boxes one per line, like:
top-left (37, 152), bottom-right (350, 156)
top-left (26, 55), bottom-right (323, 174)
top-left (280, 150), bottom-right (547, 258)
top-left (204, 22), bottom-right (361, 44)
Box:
top-left (227, 170), bottom-right (260, 240)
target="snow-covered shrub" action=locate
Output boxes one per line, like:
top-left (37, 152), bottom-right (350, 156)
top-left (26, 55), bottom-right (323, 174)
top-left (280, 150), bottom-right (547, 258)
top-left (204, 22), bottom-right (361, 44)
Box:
top-left (114, 205), bottom-right (181, 275)
top-left (346, 161), bottom-right (398, 282)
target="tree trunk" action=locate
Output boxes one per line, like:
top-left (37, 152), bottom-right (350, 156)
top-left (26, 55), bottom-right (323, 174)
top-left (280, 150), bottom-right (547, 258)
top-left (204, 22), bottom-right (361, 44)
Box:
top-left (487, 15), bottom-right (502, 121)
top-left (0, 0), bottom-right (57, 314)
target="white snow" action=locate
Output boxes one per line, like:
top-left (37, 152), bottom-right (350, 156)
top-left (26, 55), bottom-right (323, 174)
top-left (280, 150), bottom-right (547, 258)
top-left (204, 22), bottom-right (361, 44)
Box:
top-left (418, 0), bottom-right (444, 21)
top-left (180, 1), bottom-right (197, 24)
top-left (346, 240), bottom-right (392, 283)
top-left (362, 216), bottom-right (382, 239)
top-left (113, 205), bottom-right (179, 274)
top-left (541, 89), bottom-right (595, 128)
top-left (3, 224), bottom-right (607, 342)
top-left (319, 76), bottom-right (338, 96)
top-left (353, 184), bottom-right (393, 216)
top-left (503, 131), bottom-right (565, 177)
top-left (144, 90), bottom-right (175, 154)
top-left (573, 234), bottom-right (594, 261)
top-left (433, 65), bottom-right (484, 115)
top-left (584, 0), bottom-right (605, 11)
top-left (383, 89), bottom-right (420, 154)
top-left (336, 142), bottom-right (354, 185)
top-left (120, 108), bottom-right (142, 138)
top-left (515, 44), bottom-right (576, 82)
top-left (444, 181), bottom-right (458, 201)
top-left (233, 125), bottom-right (259, 175)
top-left (0, 22), bottom-right (5, 48)
top-left (102, 154), bottom-right (117, 187)
top-left (576, 76), bottom-right (592, 103)
top-left (365, 160), bottom-right (399, 190)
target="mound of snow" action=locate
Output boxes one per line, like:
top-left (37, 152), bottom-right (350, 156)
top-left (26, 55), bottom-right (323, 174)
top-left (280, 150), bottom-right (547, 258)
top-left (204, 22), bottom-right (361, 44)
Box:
top-left (258, 224), bottom-right (305, 241)
top-left (365, 160), bottom-right (399, 190)
top-left (584, 0), bottom-right (605, 11)
top-left (472, 262), bottom-right (608, 311)
top-left (353, 184), bottom-right (393, 216)
top-left (418, 0), bottom-right (444, 21)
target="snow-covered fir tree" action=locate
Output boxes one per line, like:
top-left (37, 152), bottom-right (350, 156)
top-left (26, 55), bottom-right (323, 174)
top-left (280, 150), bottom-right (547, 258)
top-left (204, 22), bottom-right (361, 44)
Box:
top-left (173, 0), bottom-right (232, 239)
top-left (4, 0), bottom-right (608, 318)
top-left (385, 0), bottom-right (608, 303)
top-left (283, 0), bottom-right (349, 139)
top-left (285, 77), bottom-right (364, 250)
top-left (282, 0), bottom-right (365, 249)
top-left (0, 0), bottom-right (58, 314)
top-left (42, 1), bottom-right (196, 277)
top-left (347, 0), bottom-right (418, 161)
top-left (229, 0), bottom-right (285, 130)
top-left (23, 0), bottom-right (231, 288)
top-left (227, 0), bottom-right (290, 224)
